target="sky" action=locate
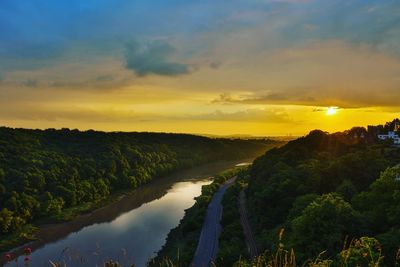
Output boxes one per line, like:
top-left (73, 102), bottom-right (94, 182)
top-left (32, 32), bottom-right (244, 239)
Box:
top-left (0, 0), bottom-right (400, 136)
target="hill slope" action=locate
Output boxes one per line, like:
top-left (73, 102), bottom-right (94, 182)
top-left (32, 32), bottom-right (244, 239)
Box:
top-left (0, 127), bottom-right (268, 248)
top-left (245, 120), bottom-right (400, 264)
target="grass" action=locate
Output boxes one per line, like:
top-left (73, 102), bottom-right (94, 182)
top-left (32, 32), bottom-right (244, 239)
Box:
top-left (0, 224), bottom-right (38, 253)
top-left (3, 227), bottom-right (399, 267)
top-left (92, 235), bottom-right (396, 267)
top-left (146, 227), bottom-right (399, 267)
top-left (232, 233), bottom-right (393, 267)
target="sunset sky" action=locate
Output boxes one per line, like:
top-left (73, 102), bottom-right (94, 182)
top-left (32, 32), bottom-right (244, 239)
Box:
top-left (1, 0), bottom-right (399, 136)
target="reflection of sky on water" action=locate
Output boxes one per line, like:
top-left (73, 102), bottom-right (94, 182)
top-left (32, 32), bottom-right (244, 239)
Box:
top-left (6, 180), bottom-right (211, 267)
top-left (235, 162), bottom-right (251, 167)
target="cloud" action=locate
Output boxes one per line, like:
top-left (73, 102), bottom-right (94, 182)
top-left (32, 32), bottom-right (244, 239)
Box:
top-left (201, 39), bottom-right (400, 108)
top-left (95, 75), bottom-right (114, 82)
top-left (47, 74), bottom-right (128, 91)
top-left (212, 91), bottom-right (317, 106)
top-left (22, 79), bottom-right (38, 88)
top-left (0, 103), bottom-right (157, 123)
top-left (209, 61), bottom-right (222, 69)
top-left (124, 40), bottom-right (190, 76)
top-left (278, 0), bottom-right (400, 54)
top-left (186, 108), bottom-right (292, 123)
top-left (211, 93), bottom-right (236, 104)
top-left (211, 88), bottom-right (400, 109)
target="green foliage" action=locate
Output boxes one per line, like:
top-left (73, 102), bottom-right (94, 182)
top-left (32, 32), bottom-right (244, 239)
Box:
top-left (232, 234), bottom-right (387, 267)
top-left (232, 229), bottom-right (332, 267)
top-left (0, 224), bottom-right (38, 252)
top-left (338, 237), bottom-right (383, 267)
top-left (0, 126), bottom-right (268, 245)
top-left (152, 122), bottom-right (398, 265)
top-left (377, 228), bottom-right (400, 265)
top-left (353, 165), bottom-right (400, 232)
top-left (286, 193), bottom-right (318, 221)
top-left (217, 183), bottom-right (248, 266)
top-left (336, 179), bottom-right (357, 202)
top-left (0, 208), bottom-right (13, 233)
top-left (291, 194), bottom-right (361, 260)
top-left (243, 121), bottom-right (400, 264)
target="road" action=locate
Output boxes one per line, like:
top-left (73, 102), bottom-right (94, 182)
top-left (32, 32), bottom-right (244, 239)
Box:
top-left (238, 189), bottom-right (258, 258)
top-left (190, 177), bottom-right (236, 267)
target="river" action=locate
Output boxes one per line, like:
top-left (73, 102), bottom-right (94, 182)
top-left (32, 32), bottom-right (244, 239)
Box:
top-left (4, 160), bottom-right (250, 267)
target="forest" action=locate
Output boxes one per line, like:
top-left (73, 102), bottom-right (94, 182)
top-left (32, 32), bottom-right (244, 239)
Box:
top-left (0, 126), bottom-right (268, 245)
top-left (244, 119), bottom-right (400, 265)
top-left (152, 119), bottom-right (400, 266)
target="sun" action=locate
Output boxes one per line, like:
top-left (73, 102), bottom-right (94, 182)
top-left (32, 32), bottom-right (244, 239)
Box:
top-left (326, 106), bottom-right (338, 116)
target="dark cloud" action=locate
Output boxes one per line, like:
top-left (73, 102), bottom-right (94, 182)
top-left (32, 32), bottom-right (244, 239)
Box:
top-left (50, 80), bottom-right (89, 88)
top-left (22, 79), bottom-right (38, 88)
top-left (0, 42), bottom-right (65, 74)
top-left (211, 87), bottom-right (400, 108)
top-left (259, 93), bottom-right (287, 101)
top-left (211, 93), bottom-right (235, 104)
top-left (125, 40), bottom-right (190, 76)
top-left (95, 75), bottom-right (114, 82)
top-left (209, 61), bottom-right (221, 69)
top-left (212, 92), bottom-right (289, 104)
top-left (46, 75), bottom-right (128, 90)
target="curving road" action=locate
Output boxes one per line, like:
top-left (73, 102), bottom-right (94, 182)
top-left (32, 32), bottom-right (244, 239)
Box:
top-left (190, 177), bottom-right (236, 267)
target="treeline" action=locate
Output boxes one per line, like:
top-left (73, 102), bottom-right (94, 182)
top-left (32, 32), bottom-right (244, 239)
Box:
top-left (0, 127), bottom-right (268, 239)
top-left (245, 119), bottom-right (400, 265)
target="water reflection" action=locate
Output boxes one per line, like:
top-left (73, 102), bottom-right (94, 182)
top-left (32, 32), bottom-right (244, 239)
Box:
top-left (7, 180), bottom-right (211, 267)
top-left (5, 160), bottom-right (252, 267)
top-left (235, 162), bottom-right (251, 167)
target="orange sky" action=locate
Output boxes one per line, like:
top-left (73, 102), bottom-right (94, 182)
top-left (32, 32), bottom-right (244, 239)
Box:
top-left (1, 1), bottom-right (399, 136)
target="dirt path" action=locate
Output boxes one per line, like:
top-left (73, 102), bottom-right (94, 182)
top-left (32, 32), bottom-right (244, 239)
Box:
top-left (239, 189), bottom-right (258, 259)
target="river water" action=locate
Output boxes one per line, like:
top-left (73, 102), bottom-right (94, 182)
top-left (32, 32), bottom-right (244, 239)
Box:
top-left (5, 160), bottom-right (248, 267)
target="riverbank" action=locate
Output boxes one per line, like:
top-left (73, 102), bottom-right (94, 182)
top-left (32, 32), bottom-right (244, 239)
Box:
top-left (0, 159), bottom-right (254, 265)
top-left (149, 167), bottom-right (246, 266)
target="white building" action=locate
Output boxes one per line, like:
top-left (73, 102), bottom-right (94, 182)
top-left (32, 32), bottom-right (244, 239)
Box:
top-left (378, 129), bottom-right (400, 145)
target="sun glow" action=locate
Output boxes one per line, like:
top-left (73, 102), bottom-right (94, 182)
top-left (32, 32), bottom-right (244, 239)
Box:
top-left (326, 106), bottom-right (338, 116)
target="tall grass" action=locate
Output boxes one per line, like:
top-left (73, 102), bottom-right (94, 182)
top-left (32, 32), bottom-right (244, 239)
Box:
top-left (6, 239), bottom-right (399, 267)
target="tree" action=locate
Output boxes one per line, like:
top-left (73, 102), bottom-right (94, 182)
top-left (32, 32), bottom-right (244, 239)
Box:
top-left (56, 185), bottom-right (77, 207)
top-left (287, 193), bottom-right (318, 221)
top-left (336, 179), bottom-right (357, 201)
top-left (352, 165), bottom-right (400, 232)
top-left (95, 178), bottom-right (110, 198)
top-left (0, 126), bottom-right (270, 236)
top-left (291, 194), bottom-right (361, 260)
top-left (0, 208), bottom-right (14, 234)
